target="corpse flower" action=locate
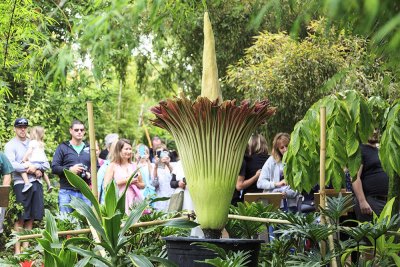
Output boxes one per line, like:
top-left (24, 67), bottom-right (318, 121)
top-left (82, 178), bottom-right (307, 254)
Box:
top-left (151, 12), bottom-right (275, 238)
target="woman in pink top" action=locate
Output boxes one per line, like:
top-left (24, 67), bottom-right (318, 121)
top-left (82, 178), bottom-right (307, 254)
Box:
top-left (104, 139), bottom-right (144, 214)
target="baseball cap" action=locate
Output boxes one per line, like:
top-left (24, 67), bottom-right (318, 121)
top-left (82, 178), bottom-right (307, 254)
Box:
top-left (14, 118), bottom-right (29, 127)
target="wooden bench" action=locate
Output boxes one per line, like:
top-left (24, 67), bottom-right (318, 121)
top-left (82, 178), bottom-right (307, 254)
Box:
top-left (0, 186), bottom-right (11, 207)
top-left (244, 192), bottom-right (282, 209)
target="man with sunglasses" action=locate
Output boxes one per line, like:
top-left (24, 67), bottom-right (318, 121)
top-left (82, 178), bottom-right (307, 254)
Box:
top-left (4, 118), bottom-right (49, 254)
top-left (52, 119), bottom-right (94, 213)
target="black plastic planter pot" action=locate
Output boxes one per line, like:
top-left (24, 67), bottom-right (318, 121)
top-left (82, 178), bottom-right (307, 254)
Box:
top-left (164, 236), bottom-right (264, 267)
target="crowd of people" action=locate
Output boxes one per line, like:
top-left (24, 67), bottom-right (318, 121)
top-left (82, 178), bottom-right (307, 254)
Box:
top-left (0, 117), bottom-right (389, 254)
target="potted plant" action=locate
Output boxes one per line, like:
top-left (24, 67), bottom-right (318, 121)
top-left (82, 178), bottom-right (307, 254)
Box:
top-left (151, 11), bottom-right (275, 266)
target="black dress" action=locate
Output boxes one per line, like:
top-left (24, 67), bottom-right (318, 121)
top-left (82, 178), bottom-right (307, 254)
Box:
top-left (231, 153), bottom-right (269, 205)
top-left (354, 144), bottom-right (389, 222)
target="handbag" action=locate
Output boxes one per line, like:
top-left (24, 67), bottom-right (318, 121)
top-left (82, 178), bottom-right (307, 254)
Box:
top-left (168, 190), bottom-right (184, 212)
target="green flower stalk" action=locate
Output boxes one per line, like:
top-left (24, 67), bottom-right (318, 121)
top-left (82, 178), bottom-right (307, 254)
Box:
top-left (151, 12), bottom-right (275, 238)
top-left (201, 12), bottom-right (222, 104)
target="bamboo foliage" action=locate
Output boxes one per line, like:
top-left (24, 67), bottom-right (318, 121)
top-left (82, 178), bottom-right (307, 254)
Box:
top-left (284, 90), bottom-right (374, 192)
top-left (380, 101), bottom-right (400, 179)
top-left (379, 101), bottom-right (400, 206)
top-left (151, 96), bottom-right (275, 230)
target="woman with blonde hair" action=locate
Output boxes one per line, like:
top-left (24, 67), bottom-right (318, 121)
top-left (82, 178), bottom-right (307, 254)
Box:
top-left (257, 132), bottom-right (298, 211)
top-left (232, 133), bottom-right (269, 205)
top-left (103, 139), bottom-right (144, 214)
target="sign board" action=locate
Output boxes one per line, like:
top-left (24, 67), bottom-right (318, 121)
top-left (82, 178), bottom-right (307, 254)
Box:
top-left (0, 186), bottom-right (11, 207)
top-left (244, 193), bottom-right (282, 209)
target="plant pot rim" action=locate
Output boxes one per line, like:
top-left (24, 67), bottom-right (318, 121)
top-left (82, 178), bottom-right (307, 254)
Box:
top-left (163, 236), bottom-right (265, 244)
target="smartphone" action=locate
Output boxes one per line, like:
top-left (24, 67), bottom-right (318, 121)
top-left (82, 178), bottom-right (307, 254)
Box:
top-left (138, 145), bottom-right (147, 158)
top-left (156, 149), bottom-right (162, 158)
top-left (160, 151), bottom-right (169, 159)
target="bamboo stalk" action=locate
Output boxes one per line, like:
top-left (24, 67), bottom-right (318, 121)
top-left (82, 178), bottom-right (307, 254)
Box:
top-left (319, 107), bottom-right (327, 258)
top-left (228, 214), bottom-right (291, 224)
top-left (17, 212), bottom-right (400, 241)
top-left (319, 107), bottom-right (338, 267)
top-left (17, 216), bottom-right (189, 241)
top-left (87, 101), bottom-right (98, 200)
top-left (319, 107), bottom-right (327, 222)
top-left (143, 124), bottom-right (152, 149)
top-left (89, 223), bottom-right (106, 257)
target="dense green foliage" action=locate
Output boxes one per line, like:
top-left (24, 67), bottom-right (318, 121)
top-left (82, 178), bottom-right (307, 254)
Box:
top-left (1, 1), bottom-right (399, 147)
top-left (226, 20), bottom-right (399, 137)
top-left (284, 91), bottom-right (374, 192)
top-left (379, 101), bottom-right (400, 211)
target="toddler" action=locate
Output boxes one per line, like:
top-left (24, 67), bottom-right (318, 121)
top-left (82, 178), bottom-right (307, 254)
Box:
top-left (21, 126), bottom-right (53, 193)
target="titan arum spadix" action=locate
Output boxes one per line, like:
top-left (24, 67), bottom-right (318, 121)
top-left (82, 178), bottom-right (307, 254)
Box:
top-left (151, 12), bottom-right (275, 239)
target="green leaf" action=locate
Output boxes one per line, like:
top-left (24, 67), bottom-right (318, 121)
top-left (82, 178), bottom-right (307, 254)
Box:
top-left (127, 253), bottom-right (154, 267)
top-left (162, 219), bottom-right (199, 229)
top-left (119, 201), bottom-right (148, 240)
top-left (58, 250), bottom-right (78, 266)
top-left (75, 257), bottom-right (91, 267)
top-left (148, 256), bottom-right (178, 267)
top-left (68, 245), bottom-right (113, 267)
top-left (89, 258), bottom-right (111, 267)
top-left (347, 152), bottom-right (361, 178)
top-left (44, 210), bottom-right (59, 243)
top-left (192, 242), bottom-right (226, 258)
top-left (103, 212), bottom-right (123, 254)
top-left (345, 132), bottom-right (359, 157)
top-left (64, 237), bottom-right (92, 248)
top-left (69, 197), bottom-right (108, 243)
top-left (64, 170), bottom-right (101, 219)
top-left (104, 180), bottom-right (118, 217)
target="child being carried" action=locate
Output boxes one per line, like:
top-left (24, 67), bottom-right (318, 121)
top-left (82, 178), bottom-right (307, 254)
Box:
top-left (21, 126), bottom-right (53, 193)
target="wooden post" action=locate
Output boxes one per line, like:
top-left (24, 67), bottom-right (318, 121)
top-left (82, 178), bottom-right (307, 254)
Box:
top-left (87, 101), bottom-right (98, 200)
top-left (319, 107), bottom-right (337, 267)
top-left (143, 124), bottom-right (152, 148)
top-left (138, 103), bottom-right (152, 148)
top-left (319, 107), bottom-right (327, 257)
top-left (86, 102), bottom-right (104, 256)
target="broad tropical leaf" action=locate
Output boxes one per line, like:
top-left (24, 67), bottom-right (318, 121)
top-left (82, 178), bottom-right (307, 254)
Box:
top-left (64, 170), bottom-right (101, 219)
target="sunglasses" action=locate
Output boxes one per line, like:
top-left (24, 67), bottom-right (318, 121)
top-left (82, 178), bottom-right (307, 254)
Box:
top-left (73, 128), bottom-right (85, 132)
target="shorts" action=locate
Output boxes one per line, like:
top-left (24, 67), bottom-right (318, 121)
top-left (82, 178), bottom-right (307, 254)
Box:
top-left (14, 181), bottom-right (44, 221)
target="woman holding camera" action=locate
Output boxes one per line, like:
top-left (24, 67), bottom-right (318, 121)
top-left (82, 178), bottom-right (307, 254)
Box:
top-left (104, 139), bottom-right (144, 214)
top-left (153, 150), bottom-right (174, 211)
top-left (135, 144), bottom-right (156, 199)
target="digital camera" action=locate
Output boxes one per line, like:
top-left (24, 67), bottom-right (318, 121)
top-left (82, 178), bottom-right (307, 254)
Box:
top-left (79, 164), bottom-right (88, 179)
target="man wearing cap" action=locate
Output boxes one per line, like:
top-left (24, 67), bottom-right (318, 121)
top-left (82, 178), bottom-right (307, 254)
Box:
top-left (4, 118), bottom-right (49, 254)
top-left (52, 119), bottom-right (94, 213)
